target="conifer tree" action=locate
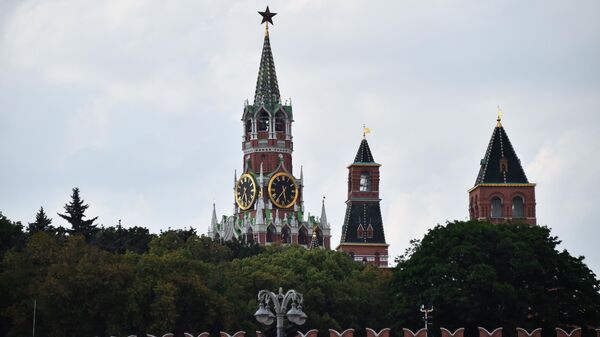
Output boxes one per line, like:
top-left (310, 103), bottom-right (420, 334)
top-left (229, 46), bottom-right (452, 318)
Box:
top-left (58, 187), bottom-right (98, 240)
top-left (28, 206), bottom-right (53, 233)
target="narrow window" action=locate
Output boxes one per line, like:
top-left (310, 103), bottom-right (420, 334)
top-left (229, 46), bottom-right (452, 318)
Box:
top-left (298, 227), bottom-right (308, 245)
top-left (281, 226), bottom-right (291, 243)
top-left (266, 225), bottom-right (276, 242)
top-left (512, 196), bottom-right (524, 219)
top-left (359, 173), bottom-right (371, 191)
top-left (257, 110), bottom-right (270, 132)
top-left (490, 197), bottom-right (503, 218)
top-left (275, 111), bottom-right (285, 132)
top-left (366, 224), bottom-right (374, 239)
top-left (246, 227), bottom-right (254, 243)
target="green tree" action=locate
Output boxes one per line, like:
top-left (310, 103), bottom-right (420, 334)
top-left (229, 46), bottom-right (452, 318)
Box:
top-left (58, 187), bottom-right (98, 240)
top-left (390, 220), bottom-right (600, 337)
top-left (1, 233), bottom-right (136, 337)
top-left (28, 207), bottom-right (54, 234)
top-left (91, 224), bottom-right (154, 254)
top-left (221, 246), bottom-right (392, 337)
top-left (0, 212), bottom-right (25, 256)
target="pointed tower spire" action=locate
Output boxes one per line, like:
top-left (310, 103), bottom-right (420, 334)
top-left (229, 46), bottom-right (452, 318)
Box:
top-left (254, 6), bottom-right (280, 107)
top-left (320, 196), bottom-right (329, 229)
top-left (475, 111), bottom-right (528, 185)
top-left (354, 138), bottom-right (375, 163)
top-left (209, 202), bottom-right (218, 238)
top-left (274, 209), bottom-right (281, 226)
top-left (259, 162), bottom-right (264, 188)
top-left (211, 202), bottom-right (217, 226)
top-left (469, 108), bottom-right (537, 225)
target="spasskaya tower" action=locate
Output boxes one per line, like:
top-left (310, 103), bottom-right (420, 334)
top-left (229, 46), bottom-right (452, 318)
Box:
top-left (209, 7), bottom-right (331, 248)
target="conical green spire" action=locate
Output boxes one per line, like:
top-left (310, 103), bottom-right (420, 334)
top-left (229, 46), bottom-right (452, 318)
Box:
top-left (254, 32), bottom-right (281, 107)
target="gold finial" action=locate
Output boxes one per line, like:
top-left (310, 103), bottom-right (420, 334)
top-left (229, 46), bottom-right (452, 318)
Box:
top-left (496, 105), bottom-right (503, 128)
top-left (362, 124), bottom-right (371, 139)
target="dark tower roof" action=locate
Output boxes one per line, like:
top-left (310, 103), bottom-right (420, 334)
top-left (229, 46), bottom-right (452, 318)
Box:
top-left (475, 118), bottom-right (529, 185)
top-left (254, 32), bottom-right (281, 107)
top-left (354, 138), bottom-right (375, 163)
top-left (340, 202), bottom-right (386, 244)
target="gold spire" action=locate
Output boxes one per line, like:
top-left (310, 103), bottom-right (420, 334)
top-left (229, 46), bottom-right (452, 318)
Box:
top-left (496, 105), bottom-right (503, 128)
top-left (362, 124), bottom-right (371, 139)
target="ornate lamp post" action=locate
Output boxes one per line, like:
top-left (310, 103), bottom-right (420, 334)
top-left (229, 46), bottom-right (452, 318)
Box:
top-left (420, 304), bottom-right (434, 336)
top-left (255, 288), bottom-right (307, 337)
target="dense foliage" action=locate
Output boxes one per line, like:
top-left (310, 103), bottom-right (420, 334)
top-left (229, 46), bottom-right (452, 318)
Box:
top-left (391, 220), bottom-right (600, 337)
top-left (1, 191), bottom-right (599, 337)
top-left (0, 217), bottom-right (390, 337)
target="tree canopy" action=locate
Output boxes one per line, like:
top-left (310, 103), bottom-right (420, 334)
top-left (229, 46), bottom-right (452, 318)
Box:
top-left (0, 226), bottom-right (391, 337)
top-left (391, 220), bottom-right (600, 337)
top-left (1, 201), bottom-right (599, 337)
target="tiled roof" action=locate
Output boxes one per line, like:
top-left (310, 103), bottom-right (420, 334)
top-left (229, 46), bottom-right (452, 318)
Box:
top-left (340, 201), bottom-right (386, 244)
top-left (254, 33), bottom-right (280, 107)
top-left (354, 139), bottom-right (375, 163)
top-left (475, 122), bottom-right (529, 185)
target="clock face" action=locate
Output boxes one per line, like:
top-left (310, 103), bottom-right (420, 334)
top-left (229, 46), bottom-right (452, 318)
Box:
top-left (268, 172), bottom-right (298, 209)
top-left (235, 173), bottom-right (257, 210)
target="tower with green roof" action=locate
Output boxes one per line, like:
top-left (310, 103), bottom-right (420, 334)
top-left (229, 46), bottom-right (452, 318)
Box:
top-left (209, 7), bottom-right (331, 248)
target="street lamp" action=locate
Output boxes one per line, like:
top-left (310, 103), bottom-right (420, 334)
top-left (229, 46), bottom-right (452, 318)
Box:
top-left (255, 288), bottom-right (307, 337)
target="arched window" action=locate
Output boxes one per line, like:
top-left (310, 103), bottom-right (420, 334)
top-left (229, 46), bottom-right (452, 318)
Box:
top-left (512, 196), bottom-right (524, 219)
top-left (257, 110), bottom-right (270, 132)
top-left (298, 227), bottom-right (308, 245)
top-left (274, 111), bottom-right (285, 132)
top-left (246, 227), bottom-right (254, 243)
top-left (366, 224), bottom-right (374, 239)
top-left (357, 224), bottom-right (364, 239)
top-left (490, 197), bottom-right (503, 218)
top-left (315, 227), bottom-right (323, 246)
top-left (359, 173), bottom-right (371, 191)
top-left (281, 226), bottom-right (291, 244)
top-left (266, 225), bottom-right (276, 243)
top-left (245, 119), bottom-right (252, 133)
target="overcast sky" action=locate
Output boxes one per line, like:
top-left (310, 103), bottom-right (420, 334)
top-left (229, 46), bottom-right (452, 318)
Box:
top-left (1, 0), bottom-right (599, 275)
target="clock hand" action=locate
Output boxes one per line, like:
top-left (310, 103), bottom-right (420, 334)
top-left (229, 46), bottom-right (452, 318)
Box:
top-left (279, 186), bottom-right (288, 201)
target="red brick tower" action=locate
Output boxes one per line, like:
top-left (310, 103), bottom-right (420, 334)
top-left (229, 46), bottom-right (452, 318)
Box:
top-left (469, 110), bottom-right (537, 225)
top-left (209, 7), bottom-right (331, 248)
top-left (337, 134), bottom-right (389, 267)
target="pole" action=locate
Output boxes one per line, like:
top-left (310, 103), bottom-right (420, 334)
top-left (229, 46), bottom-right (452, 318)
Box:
top-left (32, 299), bottom-right (36, 337)
top-left (276, 313), bottom-right (285, 337)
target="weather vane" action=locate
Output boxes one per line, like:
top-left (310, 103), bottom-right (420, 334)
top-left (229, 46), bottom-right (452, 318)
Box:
top-left (258, 6), bottom-right (277, 35)
top-left (362, 124), bottom-right (371, 139)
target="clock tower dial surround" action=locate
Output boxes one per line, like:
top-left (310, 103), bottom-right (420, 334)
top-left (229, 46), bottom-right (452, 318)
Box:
top-left (268, 172), bottom-right (298, 209)
top-left (235, 173), bottom-right (257, 211)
